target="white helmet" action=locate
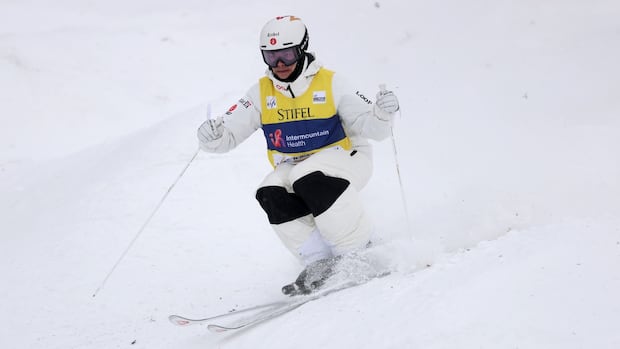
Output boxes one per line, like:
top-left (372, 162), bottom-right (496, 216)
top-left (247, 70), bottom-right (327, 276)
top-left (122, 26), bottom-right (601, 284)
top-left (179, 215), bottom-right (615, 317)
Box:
top-left (259, 15), bottom-right (309, 52)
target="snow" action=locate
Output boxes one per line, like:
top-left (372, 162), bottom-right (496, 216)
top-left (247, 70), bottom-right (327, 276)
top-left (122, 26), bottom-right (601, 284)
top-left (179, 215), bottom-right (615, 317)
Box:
top-left (1, 0), bottom-right (619, 348)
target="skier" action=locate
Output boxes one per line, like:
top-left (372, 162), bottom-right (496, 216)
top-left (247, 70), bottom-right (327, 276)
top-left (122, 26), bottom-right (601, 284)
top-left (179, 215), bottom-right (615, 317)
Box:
top-left (197, 15), bottom-right (400, 295)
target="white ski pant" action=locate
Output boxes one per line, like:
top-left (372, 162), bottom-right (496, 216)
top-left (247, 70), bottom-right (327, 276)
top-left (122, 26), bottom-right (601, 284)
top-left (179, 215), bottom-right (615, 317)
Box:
top-left (256, 148), bottom-right (373, 265)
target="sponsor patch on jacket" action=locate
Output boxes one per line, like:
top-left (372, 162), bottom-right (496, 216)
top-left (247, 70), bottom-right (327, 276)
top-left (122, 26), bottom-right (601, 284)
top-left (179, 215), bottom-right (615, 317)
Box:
top-left (312, 91), bottom-right (326, 104)
top-left (239, 98), bottom-right (252, 108)
top-left (225, 104), bottom-right (237, 115)
top-left (356, 91), bottom-right (373, 105)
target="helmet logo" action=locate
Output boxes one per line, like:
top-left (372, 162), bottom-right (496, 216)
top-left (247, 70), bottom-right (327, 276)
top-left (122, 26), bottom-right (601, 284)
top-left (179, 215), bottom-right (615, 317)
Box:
top-left (276, 15), bottom-right (302, 22)
top-left (270, 37), bottom-right (277, 45)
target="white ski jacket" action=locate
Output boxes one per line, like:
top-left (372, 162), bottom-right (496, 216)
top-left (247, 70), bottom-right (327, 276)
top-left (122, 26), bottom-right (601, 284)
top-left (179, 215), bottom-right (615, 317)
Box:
top-left (199, 56), bottom-right (393, 163)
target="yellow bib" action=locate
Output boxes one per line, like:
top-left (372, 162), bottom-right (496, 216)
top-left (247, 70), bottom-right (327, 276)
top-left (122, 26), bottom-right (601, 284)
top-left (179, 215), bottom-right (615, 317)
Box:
top-left (259, 68), bottom-right (352, 167)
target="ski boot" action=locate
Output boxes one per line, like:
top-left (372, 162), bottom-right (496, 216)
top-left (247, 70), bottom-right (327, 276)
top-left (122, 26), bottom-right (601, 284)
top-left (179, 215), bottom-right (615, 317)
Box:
top-left (281, 257), bottom-right (340, 296)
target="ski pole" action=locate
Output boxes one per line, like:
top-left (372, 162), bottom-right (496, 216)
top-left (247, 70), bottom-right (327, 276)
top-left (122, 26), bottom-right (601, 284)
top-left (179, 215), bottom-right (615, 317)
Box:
top-left (92, 106), bottom-right (208, 297)
top-left (379, 84), bottom-right (412, 236)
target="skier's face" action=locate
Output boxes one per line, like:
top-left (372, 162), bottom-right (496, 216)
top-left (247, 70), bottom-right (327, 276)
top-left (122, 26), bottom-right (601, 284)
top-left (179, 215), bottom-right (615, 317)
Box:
top-left (272, 60), bottom-right (297, 80)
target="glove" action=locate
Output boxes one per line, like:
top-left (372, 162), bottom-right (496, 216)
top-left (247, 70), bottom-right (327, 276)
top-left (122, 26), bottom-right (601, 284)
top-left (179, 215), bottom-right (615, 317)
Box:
top-left (197, 117), bottom-right (224, 143)
top-left (376, 90), bottom-right (400, 114)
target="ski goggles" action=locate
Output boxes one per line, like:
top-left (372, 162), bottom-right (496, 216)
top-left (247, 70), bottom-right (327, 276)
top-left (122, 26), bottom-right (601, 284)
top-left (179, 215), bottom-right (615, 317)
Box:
top-left (261, 47), bottom-right (301, 68)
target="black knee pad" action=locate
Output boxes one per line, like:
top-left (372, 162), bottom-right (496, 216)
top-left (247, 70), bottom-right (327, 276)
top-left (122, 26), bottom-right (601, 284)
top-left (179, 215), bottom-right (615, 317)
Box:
top-left (292, 171), bottom-right (350, 217)
top-left (256, 186), bottom-right (311, 224)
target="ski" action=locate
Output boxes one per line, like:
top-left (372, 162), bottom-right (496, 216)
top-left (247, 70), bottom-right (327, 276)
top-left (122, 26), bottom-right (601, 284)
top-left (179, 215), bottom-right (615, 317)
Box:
top-left (206, 272), bottom-right (391, 333)
top-left (169, 286), bottom-right (339, 331)
top-left (169, 268), bottom-right (391, 332)
top-left (168, 300), bottom-right (289, 326)
top-left (207, 298), bottom-right (308, 332)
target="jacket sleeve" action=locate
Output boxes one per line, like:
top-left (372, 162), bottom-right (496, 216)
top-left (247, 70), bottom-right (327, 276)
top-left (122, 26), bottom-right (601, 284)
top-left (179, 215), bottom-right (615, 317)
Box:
top-left (198, 84), bottom-right (263, 153)
top-left (332, 73), bottom-right (393, 142)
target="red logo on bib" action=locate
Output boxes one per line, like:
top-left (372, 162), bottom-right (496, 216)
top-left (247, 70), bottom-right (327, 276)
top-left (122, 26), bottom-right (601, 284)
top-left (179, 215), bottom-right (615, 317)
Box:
top-left (269, 129), bottom-right (285, 148)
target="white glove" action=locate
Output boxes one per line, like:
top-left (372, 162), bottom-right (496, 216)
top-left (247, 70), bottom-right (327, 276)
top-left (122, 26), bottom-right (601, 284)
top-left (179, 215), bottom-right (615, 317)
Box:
top-left (197, 117), bottom-right (224, 143)
top-left (376, 90), bottom-right (400, 114)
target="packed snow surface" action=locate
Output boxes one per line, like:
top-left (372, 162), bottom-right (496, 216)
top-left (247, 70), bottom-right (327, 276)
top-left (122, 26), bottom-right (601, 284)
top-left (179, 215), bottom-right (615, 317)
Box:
top-left (1, 1), bottom-right (619, 348)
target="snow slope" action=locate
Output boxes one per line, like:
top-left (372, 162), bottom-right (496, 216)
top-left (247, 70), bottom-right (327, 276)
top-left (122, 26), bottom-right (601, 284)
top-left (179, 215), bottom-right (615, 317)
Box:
top-left (1, 1), bottom-right (619, 348)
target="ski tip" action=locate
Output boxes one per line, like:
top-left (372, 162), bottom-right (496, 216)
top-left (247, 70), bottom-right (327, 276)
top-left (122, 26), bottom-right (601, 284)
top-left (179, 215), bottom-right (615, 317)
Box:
top-left (168, 315), bottom-right (192, 326)
top-left (207, 324), bottom-right (232, 333)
